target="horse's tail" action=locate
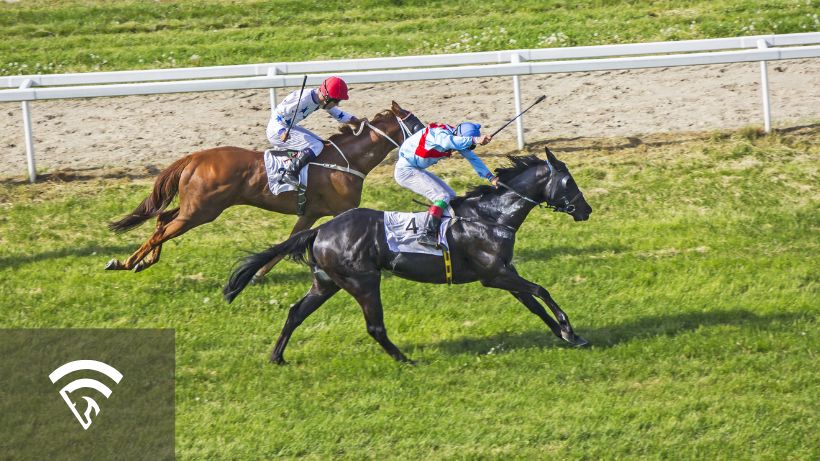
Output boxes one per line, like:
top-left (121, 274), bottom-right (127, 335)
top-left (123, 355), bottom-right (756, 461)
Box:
top-left (108, 155), bottom-right (193, 233)
top-left (223, 228), bottom-right (319, 304)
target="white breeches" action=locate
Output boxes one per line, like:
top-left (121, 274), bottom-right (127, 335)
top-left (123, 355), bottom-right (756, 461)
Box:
top-left (266, 122), bottom-right (325, 156)
top-left (394, 157), bottom-right (456, 203)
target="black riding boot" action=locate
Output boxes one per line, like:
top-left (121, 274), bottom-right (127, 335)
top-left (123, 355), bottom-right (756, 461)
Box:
top-left (417, 214), bottom-right (442, 248)
top-left (279, 150), bottom-right (313, 187)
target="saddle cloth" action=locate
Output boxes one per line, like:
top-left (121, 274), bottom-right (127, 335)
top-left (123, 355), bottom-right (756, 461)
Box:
top-left (384, 211), bottom-right (452, 256)
top-left (263, 149), bottom-right (309, 195)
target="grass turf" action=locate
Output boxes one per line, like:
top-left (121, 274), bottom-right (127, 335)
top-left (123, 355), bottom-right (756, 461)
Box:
top-left (2, 0), bottom-right (819, 75)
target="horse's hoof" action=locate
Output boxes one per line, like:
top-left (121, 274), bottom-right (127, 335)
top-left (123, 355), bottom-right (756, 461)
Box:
top-left (104, 259), bottom-right (121, 270)
top-left (561, 330), bottom-right (589, 347)
top-left (251, 274), bottom-right (265, 285)
top-left (571, 335), bottom-right (590, 348)
top-left (132, 262), bottom-right (146, 273)
top-left (269, 356), bottom-right (287, 366)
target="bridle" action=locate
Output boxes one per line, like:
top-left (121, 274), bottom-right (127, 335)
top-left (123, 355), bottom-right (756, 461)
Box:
top-left (496, 162), bottom-right (582, 214)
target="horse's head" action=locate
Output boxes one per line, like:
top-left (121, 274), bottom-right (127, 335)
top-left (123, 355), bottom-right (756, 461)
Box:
top-left (389, 100), bottom-right (425, 134)
top-left (540, 147), bottom-right (592, 221)
top-left (375, 100), bottom-right (424, 143)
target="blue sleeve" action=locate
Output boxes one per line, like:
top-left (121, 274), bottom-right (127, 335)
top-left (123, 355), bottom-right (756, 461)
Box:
top-left (428, 130), bottom-right (475, 152)
top-left (327, 106), bottom-right (354, 123)
top-left (460, 149), bottom-right (494, 179)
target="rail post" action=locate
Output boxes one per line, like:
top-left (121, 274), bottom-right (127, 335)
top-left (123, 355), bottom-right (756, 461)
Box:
top-left (20, 79), bottom-right (37, 183)
top-left (511, 53), bottom-right (525, 150)
top-left (757, 39), bottom-right (772, 133)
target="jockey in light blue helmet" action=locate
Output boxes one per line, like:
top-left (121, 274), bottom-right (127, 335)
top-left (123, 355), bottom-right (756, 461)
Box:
top-left (394, 120), bottom-right (497, 248)
top-left (455, 122), bottom-right (482, 138)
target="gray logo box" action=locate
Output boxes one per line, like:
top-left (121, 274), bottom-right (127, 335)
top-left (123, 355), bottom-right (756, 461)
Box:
top-left (0, 329), bottom-right (174, 461)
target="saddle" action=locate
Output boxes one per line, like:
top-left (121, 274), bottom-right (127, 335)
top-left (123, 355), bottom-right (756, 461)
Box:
top-left (263, 148), bottom-right (309, 216)
top-left (265, 148), bottom-right (299, 158)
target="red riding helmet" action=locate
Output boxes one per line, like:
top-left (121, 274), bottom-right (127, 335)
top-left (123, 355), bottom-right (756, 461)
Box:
top-left (319, 76), bottom-right (349, 101)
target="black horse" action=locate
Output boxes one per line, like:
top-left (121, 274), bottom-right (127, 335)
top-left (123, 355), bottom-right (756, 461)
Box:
top-left (224, 148), bottom-right (593, 364)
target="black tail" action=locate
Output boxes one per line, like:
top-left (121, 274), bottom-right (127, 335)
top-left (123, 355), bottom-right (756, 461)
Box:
top-left (108, 155), bottom-right (193, 233)
top-left (223, 228), bottom-right (319, 303)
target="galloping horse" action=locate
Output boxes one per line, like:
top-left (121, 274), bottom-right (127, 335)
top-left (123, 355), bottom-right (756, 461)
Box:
top-left (224, 149), bottom-right (592, 364)
top-left (105, 101), bottom-right (424, 275)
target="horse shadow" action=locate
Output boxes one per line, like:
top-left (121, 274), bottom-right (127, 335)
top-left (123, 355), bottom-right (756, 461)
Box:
top-left (422, 309), bottom-right (804, 356)
top-left (0, 244), bottom-right (137, 270)
top-left (512, 244), bottom-right (628, 262)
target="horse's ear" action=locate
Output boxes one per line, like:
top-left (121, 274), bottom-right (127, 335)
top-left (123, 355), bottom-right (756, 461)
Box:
top-left (391, 100), bottom-right (402, 114)
top-left (545, 147), bottom-right (559, 165)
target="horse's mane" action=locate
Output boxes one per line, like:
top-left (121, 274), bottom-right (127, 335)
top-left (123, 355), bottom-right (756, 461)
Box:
top-left (450, 154), bottom-right (544, 207)
top-left (334, 109), bottom-right (394, 136)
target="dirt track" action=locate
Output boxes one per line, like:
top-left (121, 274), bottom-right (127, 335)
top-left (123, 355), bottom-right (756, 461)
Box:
top-left (1, 59), bottom-right (817, 180)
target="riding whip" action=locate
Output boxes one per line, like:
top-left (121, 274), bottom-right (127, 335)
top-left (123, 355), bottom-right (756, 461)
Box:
top-left (489, 95), bottom-right (546, 138)
top-left (282, 75), bottom-right (308, 142)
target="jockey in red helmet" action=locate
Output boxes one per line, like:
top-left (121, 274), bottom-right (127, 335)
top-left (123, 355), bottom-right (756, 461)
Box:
top-left (266, 76), bottom-right (366, 186)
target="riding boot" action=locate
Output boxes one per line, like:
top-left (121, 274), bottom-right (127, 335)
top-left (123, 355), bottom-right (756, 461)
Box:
top-left (279, 149), bottom-right (314, 187)
top-left (417, 214), bottom-right (442, 248)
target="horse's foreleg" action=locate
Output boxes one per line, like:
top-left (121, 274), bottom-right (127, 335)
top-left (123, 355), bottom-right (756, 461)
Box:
top-left (270, 277), bottom-right (340, 364)
top-left (482, 265), bottom-right (587, 347)
top-left (509, 292), bottom-right (564, 340)
top-left (253, 214), bottom-right (319, 282)
top-left (338, 274), bottom-right (413, 363)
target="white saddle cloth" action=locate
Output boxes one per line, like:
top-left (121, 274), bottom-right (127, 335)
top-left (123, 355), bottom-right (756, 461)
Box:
top-left (263, 150), bottom-right (310, 195)
top-left (384, 211), bottom-right (452, 256)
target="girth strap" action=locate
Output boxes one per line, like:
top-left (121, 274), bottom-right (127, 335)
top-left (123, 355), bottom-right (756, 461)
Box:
top-left (442, 248), bottom-right (453, 285)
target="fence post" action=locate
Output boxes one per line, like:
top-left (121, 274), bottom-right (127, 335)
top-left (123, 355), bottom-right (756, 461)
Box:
top-left (20, 79), bottom-right (37, 183)
top-left (510, 53), bottom-right (525, 150)
top-left (267, 67), bottom-right (278, 112)
top-left (757, 39), bottom-right (772, 133)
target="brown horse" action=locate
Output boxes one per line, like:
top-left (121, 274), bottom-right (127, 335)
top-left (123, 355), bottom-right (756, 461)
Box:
top-left (105, 101), bottom-right (424, 277)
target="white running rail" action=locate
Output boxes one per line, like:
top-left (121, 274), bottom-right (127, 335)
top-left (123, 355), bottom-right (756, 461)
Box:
top-left (2, 32), bottom-right (819, 182)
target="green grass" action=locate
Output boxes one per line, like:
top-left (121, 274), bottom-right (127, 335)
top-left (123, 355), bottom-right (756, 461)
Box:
top-left (1, 0), bottom-right (819, 75)
top-left (1, 127), bottom-right (817, 459)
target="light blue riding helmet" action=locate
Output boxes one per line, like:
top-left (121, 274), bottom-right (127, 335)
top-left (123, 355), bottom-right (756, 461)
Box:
top-left (455, 122), bottom-right (481, 138)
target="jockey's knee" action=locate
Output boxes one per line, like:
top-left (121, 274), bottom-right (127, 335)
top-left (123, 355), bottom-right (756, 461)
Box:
top-left (308, 140), bottom-right (324, 157)
top-left (300, 147), bottom-right (317, 160)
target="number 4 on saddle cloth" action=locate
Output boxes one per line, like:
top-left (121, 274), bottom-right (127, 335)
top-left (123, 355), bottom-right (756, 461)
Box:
top-left (384, 211), bottom-right (453, 256)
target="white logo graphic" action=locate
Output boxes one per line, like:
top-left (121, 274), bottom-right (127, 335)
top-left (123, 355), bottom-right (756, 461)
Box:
top-left (48, 360), bottom-right (123, 430)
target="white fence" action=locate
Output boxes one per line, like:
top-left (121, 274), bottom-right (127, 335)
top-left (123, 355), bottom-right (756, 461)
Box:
top-left (2, 32), bottom-right (819, 182)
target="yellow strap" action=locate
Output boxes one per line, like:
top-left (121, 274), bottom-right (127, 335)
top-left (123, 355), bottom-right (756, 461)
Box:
top-left (443, 248), bottom-right (453, 285)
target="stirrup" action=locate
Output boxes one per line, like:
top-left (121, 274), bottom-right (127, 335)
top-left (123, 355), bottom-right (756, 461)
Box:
top-left (279, 172), bottom-right (300, 186)
top-left (417, 233), bottom-right (440, 249)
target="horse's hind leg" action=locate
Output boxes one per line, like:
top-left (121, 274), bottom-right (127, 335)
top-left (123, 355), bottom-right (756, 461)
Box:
top-left (270, 273), bottom-right (340, 364)
top-left (105, 207), bottom-right (186, 271)
top-left (337, 274), bottom-right (413, 363)
top-left (141, 208), bottom-right (180, 267)
top-left (116, 206), bottom-right (221, 272)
